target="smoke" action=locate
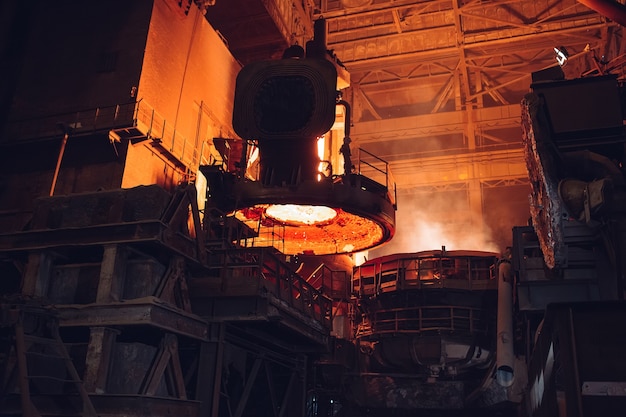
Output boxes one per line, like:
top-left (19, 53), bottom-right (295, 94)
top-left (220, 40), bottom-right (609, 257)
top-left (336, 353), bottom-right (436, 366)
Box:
top-left (370, 190), bottom-right (501, 258)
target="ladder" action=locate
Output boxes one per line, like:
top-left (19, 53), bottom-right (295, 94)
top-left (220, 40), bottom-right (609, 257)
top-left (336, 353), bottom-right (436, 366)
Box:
top-left (0, 303), bottom-right (97, 417)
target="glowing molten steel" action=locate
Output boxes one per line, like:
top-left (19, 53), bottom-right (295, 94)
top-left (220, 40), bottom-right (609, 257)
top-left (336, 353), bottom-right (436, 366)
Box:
top-left (265, 204), bottom-right (337, 226)
top-left (234, 204), bottom-right (385, 255)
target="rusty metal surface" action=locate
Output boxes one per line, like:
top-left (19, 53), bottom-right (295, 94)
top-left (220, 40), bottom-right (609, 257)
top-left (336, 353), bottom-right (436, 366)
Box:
top-left (0, 220), bottom-right (164, 250)
top-left (520, 93), bottom-right (565, 269)
top-left (0, 185), bottom-right (205, 265)
top-left (56, 297), bottom-right (209, 341)
top-left (29, 185), bottom-right (172, 229)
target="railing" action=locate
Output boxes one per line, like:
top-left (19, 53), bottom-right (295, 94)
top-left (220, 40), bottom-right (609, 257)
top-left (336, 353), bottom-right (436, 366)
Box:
top-left (356, 305), bottom-right (488, 338)
top-left (355, 147), bottom-right (397, 207)
top-left (4, 102), bottom-right (139, 141)
top-left (353, 252), bottom-right (498, 295)
top-left (4, 100), bottom-right (214, 174)
top-left (206, 247), bottom-right (332, 330)
top-left (237, 219), bottom-right (286, 253)
top-left (134, 102), bottom-right (210, 171)
top-left (307, 263), bottom-right (350, 300)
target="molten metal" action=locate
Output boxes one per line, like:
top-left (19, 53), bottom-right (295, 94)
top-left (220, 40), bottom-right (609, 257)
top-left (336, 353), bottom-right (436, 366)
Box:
top-left (265, 204), bottom-right (337, 226)
top-left (234, 204), bottom-right (385, 255)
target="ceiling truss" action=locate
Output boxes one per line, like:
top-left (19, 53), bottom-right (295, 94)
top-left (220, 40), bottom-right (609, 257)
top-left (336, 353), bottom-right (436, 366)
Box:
top-left (313, 0), bottom-right (625, 188)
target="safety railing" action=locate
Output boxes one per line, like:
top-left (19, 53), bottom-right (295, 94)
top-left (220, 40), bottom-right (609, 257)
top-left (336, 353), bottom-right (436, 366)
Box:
top-left (356, 305), bottom-right (489, 338)
top-left (236, 219), bottom-right (286, 253)
top-left (4, 102), bottom-right (138, 141)
top-left (353, 251), bottom-right (498, 296)
top-left (206, 247), bottom-right (332, 329)
top-left (355, 147), bottom-right (397, 207)
top-left (306, 263), bottom-right (350, 301)
top-left (133, 101), bottom-right (211, 172)
top-left (4, 100), bottom-right (214, 174)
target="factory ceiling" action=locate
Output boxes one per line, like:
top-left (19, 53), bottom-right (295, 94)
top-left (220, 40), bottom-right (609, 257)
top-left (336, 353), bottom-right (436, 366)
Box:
top-left (206, 0), bottom-right (626, 252)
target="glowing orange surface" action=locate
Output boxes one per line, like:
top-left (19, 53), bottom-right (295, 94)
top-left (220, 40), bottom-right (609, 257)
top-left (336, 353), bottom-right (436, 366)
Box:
top-left (234, 204), bottom-right (384, 255)
top-left (265, 204), bottom-right (337, 226)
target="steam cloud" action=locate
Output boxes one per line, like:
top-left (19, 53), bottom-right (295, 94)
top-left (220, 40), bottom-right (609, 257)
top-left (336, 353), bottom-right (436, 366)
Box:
top-left (370, 190), bottom-right (501, 259)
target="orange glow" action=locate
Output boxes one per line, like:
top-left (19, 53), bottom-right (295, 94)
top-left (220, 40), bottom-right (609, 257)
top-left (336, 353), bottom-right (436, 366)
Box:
top-left (233, 204), bottom-right (385, 255)
top-left (317, 135), bottom-right (326, 182)
top-left (317, 135), bottom-right (325, 159)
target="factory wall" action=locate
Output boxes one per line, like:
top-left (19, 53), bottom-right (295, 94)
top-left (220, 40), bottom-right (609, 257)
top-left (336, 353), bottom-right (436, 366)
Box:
top-left (0, 0), bottom-right (243, 230)
top-left (122, 0), bottom-right (241, 189)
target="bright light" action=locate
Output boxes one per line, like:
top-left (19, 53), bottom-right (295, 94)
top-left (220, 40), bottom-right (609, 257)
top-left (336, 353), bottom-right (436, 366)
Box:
top-left (266, 204), bottom-right (337, 226)
top-left (342, 244), bottom-right (355, 252)
top-left (317, 135), bottom-right (325, 159)
top-left (233, 203), bottom-right (388, 255)
top-left (247, 145), bottom-right (259, 167)
top-left (317, 135), bottom-right (326, 182)
top-left (554, 46), bottom-right (568, 66)
top-left (354, 250), bottom-right (368, 266)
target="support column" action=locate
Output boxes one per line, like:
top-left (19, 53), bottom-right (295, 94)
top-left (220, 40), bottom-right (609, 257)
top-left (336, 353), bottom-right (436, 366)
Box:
top-left (21, 251), bottom-right (53, 298)
top-left (83, 327), bottom-right (120, 393)
top-left (197, 323), bottom-right (225, 417)
top-left (297, 354), bottom-right (307, 417)
top-left (96, 244), bottom-right (128, 303)
top-left (466, 105), bottom-right (486, 234)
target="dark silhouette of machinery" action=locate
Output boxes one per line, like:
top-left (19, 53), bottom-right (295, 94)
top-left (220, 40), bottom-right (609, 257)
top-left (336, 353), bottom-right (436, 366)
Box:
top-left (514, 70), bottom-right (626, 417)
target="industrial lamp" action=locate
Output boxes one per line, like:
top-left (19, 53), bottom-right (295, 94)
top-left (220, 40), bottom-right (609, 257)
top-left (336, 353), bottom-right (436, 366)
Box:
top-left (554, 46), bottom-right (569, 66)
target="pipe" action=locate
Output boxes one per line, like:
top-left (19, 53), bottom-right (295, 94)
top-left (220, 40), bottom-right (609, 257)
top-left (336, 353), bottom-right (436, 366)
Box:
top-left (496, 247), bottom-right (515, 387)
top-left (306, 18), bottom-right (327, 59)
top-left (337, 100), bottom-right (352, 175)
top-left (50, 129), bottom-right (70, 196)
top-left (578, 0), bottom-right (626, 28)
top-left (336, 100), bottom-right (351, 138)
